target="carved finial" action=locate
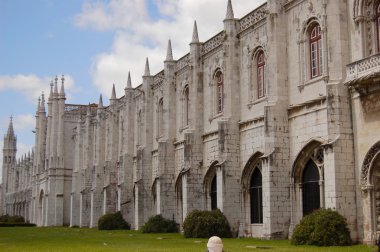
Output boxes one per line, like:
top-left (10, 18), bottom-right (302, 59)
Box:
top-left (54, 75), bottom-right (59, 94)
top-left (36, 96), bottom-right (41, 112)
top-left (40, 92), bottom-right (45, 112)
top-left (225, 0), bottom-right (234, 20)
top-left (192, 20), bottom-right (199, 43)
top-left (166, 39), bottom-right (173, 61)
top-left (144, 57), bottom-right (150, 76)
top-left (60, 74), bottom-right (65, 97)
top-left (98, 94), bottom-right (103, 108)
top-left (7, 116), bottom-right (15, 137)
top-left (49, 80), bottom-right (53, 100)
top-left (127, 71), bottom-right (132, 89)
top-left (111, 83), bottom-right (116, 100)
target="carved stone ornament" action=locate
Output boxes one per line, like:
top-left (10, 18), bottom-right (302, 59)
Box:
top-left (239, 5), bottom-right (268, 33)
top-left (361, 141), bottom-right (380, 186)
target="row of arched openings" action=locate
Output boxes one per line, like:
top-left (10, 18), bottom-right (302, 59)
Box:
top-left (207, 149), bottom-right (322, 224)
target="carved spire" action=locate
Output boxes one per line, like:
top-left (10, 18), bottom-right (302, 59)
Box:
top-left (192, 20), bottom-right (199, 43)
top-left (40, 92), bottom-right (45, 112)
top-left (111, 84), bottom-right (116, 100)
top-left (6, 116), bottom-right (15, 138)
top-left (54, 75), bottom-right (59, 95)
top-left (126, 71), bottom-right (132, 89)
top-left (49, 80), bottom-right (53, 101)
top-left (98, 94), bottom-right (103, 109)
top-left (144, 57), bottom-right (150, 76)
top-left (36, 96), bottom-right (41, 113)
top-left (225, 0), bottom-right (234, 20)
top-left (59, 75), bottom-right (66, 98)
top-left (166, 40), bottom-right (173, 61)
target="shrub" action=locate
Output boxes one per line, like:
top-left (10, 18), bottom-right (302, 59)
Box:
top-left (183, 209), bottom-right (232, 238)
top-left (0, 215), bottom-right (25, 223)
top-left (98, 211), bottom-right (130, 230)
top-left (291, 208), bottom-right (352, 246)
top-left (0, 223), bottom-right (36, 227)
top-left (141, 214), bottom-right (179, 233)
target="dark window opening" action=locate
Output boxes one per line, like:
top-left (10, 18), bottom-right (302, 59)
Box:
top-left (211, 175), bottom-right (217, 210)
top-left (302, 160), bottom-right (320, 216)
top-left (250, 168), bottom-right (263, 224)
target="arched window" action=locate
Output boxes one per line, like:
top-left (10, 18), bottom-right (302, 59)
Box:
top-left (210, 175), bottom-right (217, 210)
top-left (376, 3), bottom-right (380, 52)
top-left (215, 70), bottom-right (224, 114)
top-left (257, 51), bottom-right (265, 98)
top-left (309, 24), bottom-right (323, 79)
top-left (250, 168), bottom-right (263, 224)
top-left (183, 86), bottom-right (189, 126)
top-left (302, 160), bottom-right (320, 215)
top-left (157, 98), bottom-right (163, 137)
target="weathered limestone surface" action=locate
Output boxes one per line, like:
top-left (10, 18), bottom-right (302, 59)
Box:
top-left (3, 0), bottom-right (380, 244)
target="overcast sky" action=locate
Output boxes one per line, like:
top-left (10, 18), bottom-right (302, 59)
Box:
top-left (0, 0), bottom-right (267, 180)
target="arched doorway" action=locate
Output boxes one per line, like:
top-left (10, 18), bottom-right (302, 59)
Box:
top-left (203, 161), bottom-right (221, 211)
top-left (302, 160), bottom-right (320, 215)
top-left (361, 141), bottom-right (380, 244)
top-left (291, 140), bottom-right (324, 232)
top-left (241, 152), bottom-right (264, 237)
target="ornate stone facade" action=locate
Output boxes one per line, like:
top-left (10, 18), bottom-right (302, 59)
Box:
top-left (1, 0), bottom-right (380, 244)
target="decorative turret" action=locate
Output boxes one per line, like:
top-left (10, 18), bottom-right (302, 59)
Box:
top-left (98, 94), bottom-right (103, 109)
top-left (54, 75), bottom-right (59, 96)
top-left (3, 117), bottom-right (17, 197)
top-left (48, 81), bottom-right (53, 102)
top-left (125, 71), bottom-right (132, 90)
top-left (5, 117), bottom-right (16, 145)
top-left (166, 40), bottom-right (174, 61)
top-left (40, 93), bottom-right (46, 113)
top-left (225, 0), bottom-right (234, 20)
top-left (191, 20), bottom-right (199, 44)
top-left (144, 57), bottom-right (151, 77)
top-left (59, 75), bottom-right (66, 99)
top-left (125, 72), bottom-right (133, 98)
top-left (110, 84), bottom-right (117, 105)
top-left (36, 96), bottom-right (41, 115)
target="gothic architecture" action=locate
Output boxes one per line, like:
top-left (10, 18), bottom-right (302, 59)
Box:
top-left (2, 0), bottom-right (380, 244)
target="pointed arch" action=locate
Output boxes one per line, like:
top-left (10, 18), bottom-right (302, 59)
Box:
top-left (291, 138), bottom-right (324, 182)
top-left (241, 152), bottom-right (264, 226)
top-left (291, 139), bottom-right (325, 226)
top-left (241, 151), bottom-right (264, 190)
top-left (361, 140), bottom-right (380, 186)
top-left (203, 161), bottom-right (220, 210)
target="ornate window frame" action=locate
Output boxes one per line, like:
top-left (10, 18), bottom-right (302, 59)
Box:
top-left (247, 47), bottom-right (267, 105)
top-left (214, 69), bottom-right (224, 114)
top-left (298, 18), bottom-right (328, 88)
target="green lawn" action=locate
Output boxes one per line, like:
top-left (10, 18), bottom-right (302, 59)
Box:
top-left (0, 227), bottom-right (375, 252)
